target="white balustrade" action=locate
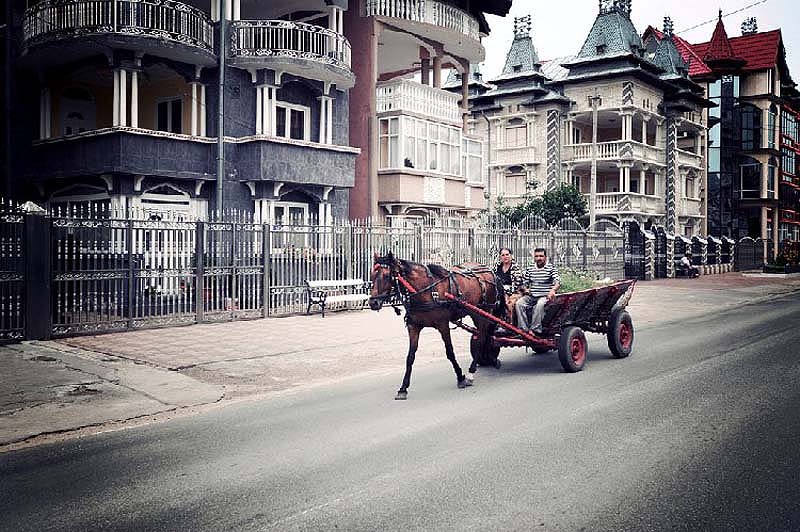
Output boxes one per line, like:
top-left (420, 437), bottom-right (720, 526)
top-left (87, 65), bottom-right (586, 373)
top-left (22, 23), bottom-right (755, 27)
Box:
top-left (565, 141), bottom-right (664, 163)
top-left (376, 79), bottom-right (461, 124)
top-left (364, 0), bottom-right (480, 40)
top-left (230, 20), bottom-right (351, 68)
top-left (24, 0), bottom-right (214, 50)
top-left (492, 146), bottom-right (537, 166)
top-left (588, 192), bottom-right (665, 214)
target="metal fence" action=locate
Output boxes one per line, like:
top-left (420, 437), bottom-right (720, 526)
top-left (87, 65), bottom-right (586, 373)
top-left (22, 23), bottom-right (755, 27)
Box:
top-left (0, 208), bottom-right (627, 340)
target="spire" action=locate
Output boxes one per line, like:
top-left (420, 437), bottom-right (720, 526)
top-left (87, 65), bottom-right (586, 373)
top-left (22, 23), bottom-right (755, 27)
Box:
top-left (599, 0), bottom-right (632, 18)
top-left (663, 16), bottom-right (674, 38)
top-left (704, 10), bottom-right (736, 62)
top-left (577, 0), bottom-right (643, 59)
top-left (652, 15), bottom-right (688, 77)
top-left (501, 15), bottom-right (540, 75)
top-left (702, 9), bottom-right (746, 70)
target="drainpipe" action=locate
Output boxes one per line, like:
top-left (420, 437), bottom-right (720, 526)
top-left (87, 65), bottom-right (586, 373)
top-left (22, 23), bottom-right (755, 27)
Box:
top-left (216, 0), bottom-right (227, 218)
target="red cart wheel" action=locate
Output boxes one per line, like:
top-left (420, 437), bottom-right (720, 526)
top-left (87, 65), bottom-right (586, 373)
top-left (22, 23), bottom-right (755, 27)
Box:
top-left (558, 326), bottom-right (586, 372)
top-left (607, 309), bottom-right (634, 358)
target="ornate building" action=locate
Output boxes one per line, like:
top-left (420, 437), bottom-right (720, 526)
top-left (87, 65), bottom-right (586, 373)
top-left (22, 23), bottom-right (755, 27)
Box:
top-left (645, 12), bottom-right (800, 255)
top-left (344, 0), bottom-right (511, 223)
top-left (464, 2), bottom-right (710, 234)
top-left (6, 0), bottom-right (357, 222)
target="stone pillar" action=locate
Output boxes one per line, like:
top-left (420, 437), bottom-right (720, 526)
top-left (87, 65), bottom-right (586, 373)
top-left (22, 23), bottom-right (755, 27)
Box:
top-left (432, 56), bottom-right (442, 88)
top-left (191, 81), bottom-right (199, 135)
top-left (318, 95), bottom-right (333, 144)
top-left (623, 166), bottom-right (631, 194)
top-left (642, 116), bottom-right (649, 144)
top-left (664, 115), bottom-right (678, 233)
top-left (618, 164), bottom-right (624, 192)
top-left (130, 69), bottom-right (139, 128)
top-left (461, 69), bottom-right (469, 131)
top-left (119, 68), bottom-right (127, 127)
top-left (255, 85), bottom-right (263, 135)
top-left (232, 0), bottom-right (240, 20)
top-left (640, 168), bottom-right (646, 194)
top-left (200, 84), bottom-right (207, 136)
top-left (112, 69), bottom-right (120, 126)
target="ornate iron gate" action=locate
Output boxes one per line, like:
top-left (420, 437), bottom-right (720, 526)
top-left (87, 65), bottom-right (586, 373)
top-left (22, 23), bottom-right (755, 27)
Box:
top-left (623, 220), bottom-right (645, 280)
top-left (654, 227), bottom-right (667, 278)
top-left (735, 237), bottom-right (764, 271)
top-left (0, 201), bottom-right (25, 340)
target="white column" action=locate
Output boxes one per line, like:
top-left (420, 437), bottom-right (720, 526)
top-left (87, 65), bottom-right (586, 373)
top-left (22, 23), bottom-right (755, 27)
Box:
top-left (618, 165), bottom-right (624, 193)
top-left (225, 0), bottom-right (232, 20)
top-left (191, 82), bottom-right (198, 135)
top-left (318, 96), bottom-right (327, 143)
top-left (112, 69), bottom-right (120, 126)
top-left (130, 70), bottom-right (139, 128)
top-left (119, 68), bottom-right (127, 127)
top-left (210, 0), bottom-right (218, 22)
top-left (326, 97), bottom-right (333, 144)
top-left (255, 85), bottom-right (263, 135)
top-left (232, 0), bottom-right (240, 20)
top-left (318, 202), bottom-right (325, 224)
top-left (432, 56), bottom-right (442, 88)
top-left (640, 169), bottom-right (647, 194)
top-left (267, 86), bottom-right (277, 136)
top-left (200, 84), bottom-right (207, 136)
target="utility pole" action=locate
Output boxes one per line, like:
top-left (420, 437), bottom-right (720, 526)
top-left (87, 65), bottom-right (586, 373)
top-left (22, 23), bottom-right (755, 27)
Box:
top-left (3, 0), bottom-right (14, 199)
top-left (589, 90), bottom-right (601, 229)
top-left (216, 0), bottom-right (227, 219)
top-left (481, 111), bottom-right (492, 217)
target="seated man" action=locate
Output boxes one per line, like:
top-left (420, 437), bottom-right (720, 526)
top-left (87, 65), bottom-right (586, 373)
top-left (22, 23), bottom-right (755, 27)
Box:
top-left (679, 251), bottom-right (700, 278)
top-left (494, 247), bottom-right (523, 323)
top-left (516, 247), bottom-right (560, 335)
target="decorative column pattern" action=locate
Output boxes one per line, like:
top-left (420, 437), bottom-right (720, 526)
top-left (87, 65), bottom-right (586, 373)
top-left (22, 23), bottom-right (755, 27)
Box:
top-left (665, 115), bottom-right (678, 233)
top-left (644, 232), bottom-right (654, 281)
top-left (546, 110), bottom-right (560, 191)
top-left (622, 81), bottom-right (634, 105)
top-left (666, 234), bottom-right (675, 277)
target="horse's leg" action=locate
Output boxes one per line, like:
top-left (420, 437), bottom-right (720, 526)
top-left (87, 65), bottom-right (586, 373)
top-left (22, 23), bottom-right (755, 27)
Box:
top-left (396, 324), bottom-right (421, 400)
top-left (437, 323), bottom-right (471, 389)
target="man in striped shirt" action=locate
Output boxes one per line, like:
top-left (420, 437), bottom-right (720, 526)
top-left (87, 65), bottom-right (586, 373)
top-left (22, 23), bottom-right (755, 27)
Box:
top-left (515, 247), bottom-right (561, 334)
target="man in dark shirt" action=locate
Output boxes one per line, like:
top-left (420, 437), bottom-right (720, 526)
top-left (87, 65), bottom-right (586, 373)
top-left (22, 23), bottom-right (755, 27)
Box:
top-left (516, 247), bottom-right (561, 334)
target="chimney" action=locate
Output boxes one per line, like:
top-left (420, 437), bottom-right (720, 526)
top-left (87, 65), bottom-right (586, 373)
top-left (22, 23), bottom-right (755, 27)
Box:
top-left (741, 17), bottom-right (758, 35)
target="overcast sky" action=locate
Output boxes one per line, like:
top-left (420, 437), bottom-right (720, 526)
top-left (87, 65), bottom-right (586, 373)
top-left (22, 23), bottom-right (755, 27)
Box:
top-left (482, 0), bottom-right (799, 83)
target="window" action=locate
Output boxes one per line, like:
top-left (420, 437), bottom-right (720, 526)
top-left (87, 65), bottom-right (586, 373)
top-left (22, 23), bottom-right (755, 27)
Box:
top-left (767, 105), bottom-right (777, 149)
top-left (708, 123), bottom-right (721, 173)
top-left (379, 117), bottom-right (399, 168)
top-left (275, 103), bottom-right (310, 141)
top-left (782, 111), bottom-right (797, 140)
top-left (462, 138), bottom-right (483, 184)
top-left (505, 122), bottom-right (527, 148)
top-left (740, 104), bottom-right (762, 151)
top-left (783, 147), bottom-right (796, 177)
top-left (740, 162), bottom-right (761, 199)
top-left (156, 98), bottom-right (182, 134)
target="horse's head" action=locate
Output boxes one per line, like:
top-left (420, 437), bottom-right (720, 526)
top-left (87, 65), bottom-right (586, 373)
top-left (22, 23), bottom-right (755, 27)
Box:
top-left (369, 252), bottom-right (399, 311)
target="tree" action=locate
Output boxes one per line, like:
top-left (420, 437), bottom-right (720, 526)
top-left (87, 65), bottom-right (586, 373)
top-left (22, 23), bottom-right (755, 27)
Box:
top-left (493, 183), bottom-right (587, 227)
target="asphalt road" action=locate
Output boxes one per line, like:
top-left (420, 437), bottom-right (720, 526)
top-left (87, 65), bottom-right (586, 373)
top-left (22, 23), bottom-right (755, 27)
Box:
top-left (3, 293), bottom-right (800, 532)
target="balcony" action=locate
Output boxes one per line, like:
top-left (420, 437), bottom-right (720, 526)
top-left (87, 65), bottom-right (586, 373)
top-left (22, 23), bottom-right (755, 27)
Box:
top-left (377, 79), bottom-right (461, 125)
top-left (564, 141), bottom-right (664, 166)
top-left (21, 0), bottom-right (215, 67)
top-left (680, 197), bottom-right (703, 217)
top-left (676, 149), bottom-right (703, 169)
top-left (230, 20), bottom-right (354, 89)
top-left (365, 0), bottom-right (483, 63)
top-left (491, 146), bottom-right (538, 167)
top-left (27, 128), bottom-right (216, 181)
top-left (588, 193), bottom-right (665, 215)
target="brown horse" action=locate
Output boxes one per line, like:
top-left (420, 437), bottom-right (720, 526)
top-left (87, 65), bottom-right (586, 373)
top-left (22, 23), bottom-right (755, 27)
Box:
top-left (369, 252), bottom-right (504, 400)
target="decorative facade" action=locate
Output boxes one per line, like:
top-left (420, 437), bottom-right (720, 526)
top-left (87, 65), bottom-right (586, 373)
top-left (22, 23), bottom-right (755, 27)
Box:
top-left (644, 12), bottom-right (800, 256)
top-left (464, 3), bottom-right (710, 234)
top-left (344, 0), bottom-right (511, 224)
top-left (6, 0), bottom-right (358, 222)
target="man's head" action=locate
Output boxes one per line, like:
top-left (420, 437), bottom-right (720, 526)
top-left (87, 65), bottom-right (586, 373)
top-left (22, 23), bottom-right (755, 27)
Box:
top-left (499, 247), bottom-right (513, 264)
top-left (532, 247), bottom-right (547, 267)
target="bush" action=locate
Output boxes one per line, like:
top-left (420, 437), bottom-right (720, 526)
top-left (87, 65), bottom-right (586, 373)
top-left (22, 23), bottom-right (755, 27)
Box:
top-left (559, 269), bottom-right (598, 293)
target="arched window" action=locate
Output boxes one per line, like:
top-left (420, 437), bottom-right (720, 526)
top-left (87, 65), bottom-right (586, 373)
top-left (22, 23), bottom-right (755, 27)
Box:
top-left (740, 103), bottom-right (761, 151)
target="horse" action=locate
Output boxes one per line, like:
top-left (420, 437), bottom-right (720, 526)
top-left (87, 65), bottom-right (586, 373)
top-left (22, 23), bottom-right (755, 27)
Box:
top-left (368, 252), bottom-right (505, 400)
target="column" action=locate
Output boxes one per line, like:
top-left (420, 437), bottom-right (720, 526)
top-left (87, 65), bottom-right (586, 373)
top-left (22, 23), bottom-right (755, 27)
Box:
top-left (119, 68), bottom-right (127, 127)
top-left (624, 114), bottom-right (633, 141)
top-left (618, 164), bottom-right (624, 193)
top-left (318, 95), bottom-right (330, 143)
top-left (318, 202), bottom-right (325, 224)
top-left (421, 58), bottom-right (430, 86)
top-left (641, 117), bottom-right (649, 145)
top-left (191, 82), bottom-right (199, 135)
top-left (210, 0), bottom-right (219, 22)
top-left (432, 56), bottom-right (442, 88)
top-left (326, 96), bottom-right (333, 144)
top-left (255, 85), bottom-right (263, 135)
top-left (232, 0), bottom-right (240, 20)
top-left (624, 166), bottom-right (630, 194)
top-left (130, 70), bottom-right (139, 128)
top-left (265, 86), bottom-right (277, 136)
top-left (461, 71), bottom-right (469, 131)
top-left (225, 0), bottom-right (232, 20)
top-left (565, 119), bottom-right (574, 145)
top-left (640, 169), bottom-right (646, 194)
top-left (40, 88), bottom-right (51, 139)
top-left (200, 84), bottom-right (207, 136)
top-left (112, 69), bottom-right (120, 126)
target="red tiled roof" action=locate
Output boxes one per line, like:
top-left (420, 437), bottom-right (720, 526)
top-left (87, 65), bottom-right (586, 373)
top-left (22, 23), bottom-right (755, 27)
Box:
top-left (693, 30), bottom-right (782, 72)
top-left (704, 16), bottom-right (738, 62)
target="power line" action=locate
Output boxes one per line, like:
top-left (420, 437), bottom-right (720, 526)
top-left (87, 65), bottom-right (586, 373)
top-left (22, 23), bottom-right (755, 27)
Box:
top-left (676, 0), bottom-right (769, 35)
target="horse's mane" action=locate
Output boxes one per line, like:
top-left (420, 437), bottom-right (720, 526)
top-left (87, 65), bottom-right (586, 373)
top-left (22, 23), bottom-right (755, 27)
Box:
top-left (427, 264), bottom-right (450, 279)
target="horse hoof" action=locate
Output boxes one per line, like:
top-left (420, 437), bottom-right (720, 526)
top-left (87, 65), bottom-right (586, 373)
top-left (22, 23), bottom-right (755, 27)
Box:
top-left (493, 359), bottom-right (502, 369)
top-left (395, 391), bottom-right (408, 400)
top-left (466, 372), bottom-right (475, 382)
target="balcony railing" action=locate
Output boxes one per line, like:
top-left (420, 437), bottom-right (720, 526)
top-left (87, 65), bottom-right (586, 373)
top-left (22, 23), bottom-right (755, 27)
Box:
top-left (377, 79), bottom-right (461, 124)
top-left (492, 146), bottom-right (537, 166)
top-left (677, 148), bottom-right (703, 168)
top-left (230, 20), bottom-right (351, 69)
top-left (588, 192), bottom-right (664, 214)
top-left (24, 0), bottom-right (214, 51)
top-left (365, 0), bottom-right (480, 40)
top-left (565, 141), bottom-right (664, 164)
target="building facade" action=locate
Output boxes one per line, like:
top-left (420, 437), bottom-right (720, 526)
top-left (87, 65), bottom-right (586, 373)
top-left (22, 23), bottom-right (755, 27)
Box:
top-left (344, 0), bottom-right (511, 223)
top-left (465, 2), bottom-right (710, 234)
top-left (645, 13), bottom-right (800, 255)
top-left (6, 0), bottom-right (358, 222)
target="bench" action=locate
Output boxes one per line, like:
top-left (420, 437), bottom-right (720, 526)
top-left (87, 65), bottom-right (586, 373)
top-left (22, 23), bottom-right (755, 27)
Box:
top-left (305, 278), bottom-right (371, 317)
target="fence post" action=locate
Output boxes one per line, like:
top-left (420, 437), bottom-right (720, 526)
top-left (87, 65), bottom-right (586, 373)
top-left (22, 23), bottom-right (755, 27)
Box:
top-left (582, 231), bottom-right (588, 271)
top-left (195, 221), bottom-right (205, 323)
top-left (24, 211), bottom-right (52, 340)
top-left (415, 225), bottom-right (423, 262)
top-left (469, 227), bottom-right (476, 262)
top-left (345, 223), bottom-right (354, 279)
top-left (261, 224), bottom-right (271, 318)
top-left (126, 219), bottom-right (134, 329)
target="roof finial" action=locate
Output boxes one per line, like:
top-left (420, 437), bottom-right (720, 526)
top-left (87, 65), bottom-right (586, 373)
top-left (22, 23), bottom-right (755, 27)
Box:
top-left (718, 8), bottom-right (723, 20)
top-left (513, 15), bottom-right (532, 39)
top-left (741, 17), bottom-right (758, 35)
top-left (663, 16), bottom-right (674, 37)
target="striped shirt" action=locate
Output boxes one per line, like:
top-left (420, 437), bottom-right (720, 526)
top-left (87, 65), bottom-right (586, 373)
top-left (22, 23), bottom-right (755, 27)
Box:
top-left (521, 261), bottom-right (560, 297)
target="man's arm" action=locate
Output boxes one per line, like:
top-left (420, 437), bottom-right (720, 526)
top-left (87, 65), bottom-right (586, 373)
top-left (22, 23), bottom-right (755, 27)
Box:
top-left (548, 267), bottom-right (561, 301)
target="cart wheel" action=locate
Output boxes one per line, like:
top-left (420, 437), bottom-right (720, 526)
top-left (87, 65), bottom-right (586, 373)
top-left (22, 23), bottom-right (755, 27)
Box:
top-left (607, 309), bottom-right (634, 358)
top-left (558, 326), bottom-right (586, 372)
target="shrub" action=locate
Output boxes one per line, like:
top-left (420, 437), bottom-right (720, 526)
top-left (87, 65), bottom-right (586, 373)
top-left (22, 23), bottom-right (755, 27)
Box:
top-left (559, 269), bottom-right (598, 293)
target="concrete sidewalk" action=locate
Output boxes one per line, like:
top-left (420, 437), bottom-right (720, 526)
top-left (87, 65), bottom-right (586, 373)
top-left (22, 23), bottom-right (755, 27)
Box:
top-left (2, 272), bottom-right (799, 451)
